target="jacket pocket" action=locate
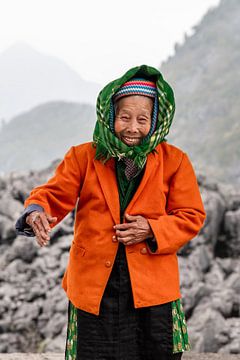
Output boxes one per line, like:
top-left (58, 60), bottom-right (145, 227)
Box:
top-left (71, 241), bottom-right (86, 257)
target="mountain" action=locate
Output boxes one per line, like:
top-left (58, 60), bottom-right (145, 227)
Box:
top-left (0, 42), bottom-right (101, 122)
top-left (160, 0), bottom-right (240, 185)
top-left (0, 101), bottom-right (95, 173)
top-left (1, 0), bottom-right (240, 182)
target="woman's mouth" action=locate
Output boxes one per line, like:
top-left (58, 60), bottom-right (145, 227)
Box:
top-left (122, 136), bottom-right (141, 146)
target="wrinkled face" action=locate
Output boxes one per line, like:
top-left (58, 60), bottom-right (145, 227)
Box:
top-left (114, 95), bottom-right (153, 146)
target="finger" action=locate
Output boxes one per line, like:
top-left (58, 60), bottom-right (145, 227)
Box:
top-left (35, 232), bottom-right (45, 247)
top-left (26, 214), bottom-right (31, 226)
top-left (114, 223), bottom-right (133, 230)
top-left (125, 213), bottom-right (138, 222)
top-left (125, 240), bottom-right (135, 246)
top-left (32, 224), bottom-right (47, 246)
top-left (125, 238), bottom-right (144, 246)
top-left (33, 219), bottom-right (50, 241)
top-left (117, 236), bottom-right (134, 244)
top-left (26, 212), bottom-right (39, 226)
top-left (39, 213), bottom-right (51, 233)
top-left (115, 229), bottom-right (133, 238)
top-left (30, 216), bottom-right (48, 245)
top-left (46, 213), bottom-right (58, 223)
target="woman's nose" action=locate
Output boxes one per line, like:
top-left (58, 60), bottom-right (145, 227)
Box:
top-left (127, 119), bottom-right (138, 133)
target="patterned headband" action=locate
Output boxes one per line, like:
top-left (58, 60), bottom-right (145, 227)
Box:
top-left (113, 78), bottom-right (157, 101)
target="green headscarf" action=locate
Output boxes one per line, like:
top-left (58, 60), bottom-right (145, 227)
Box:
top-left (92, 64), bottom-right (175, 170)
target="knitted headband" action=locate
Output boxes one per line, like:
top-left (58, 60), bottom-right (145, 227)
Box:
top-left (113, 78), bottom-right (157, 101)
top-left (110, 77), bottom-right (159, 142)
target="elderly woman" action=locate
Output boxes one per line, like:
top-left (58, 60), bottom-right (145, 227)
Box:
top-left (16, 64), bottom-right (206, 360)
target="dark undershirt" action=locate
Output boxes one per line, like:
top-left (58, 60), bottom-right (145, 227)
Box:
top-left (115, 159), bottom-right (157, 252)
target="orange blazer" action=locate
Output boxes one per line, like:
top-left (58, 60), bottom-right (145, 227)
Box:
top-left (25, 141), bottom-right (206, 315)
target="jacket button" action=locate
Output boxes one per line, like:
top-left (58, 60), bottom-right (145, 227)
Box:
top-left (140, 247), bottom-right (147, 255)
top-left (105, 260), bottom-right (112, 268)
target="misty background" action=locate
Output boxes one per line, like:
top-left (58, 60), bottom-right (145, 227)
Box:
top-left (0, 0), bottom-right (239, 355)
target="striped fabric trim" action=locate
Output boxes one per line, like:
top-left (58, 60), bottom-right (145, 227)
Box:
top-left (114, 78), bottom-right (156, 101)
top-left (124, 80), bottom-right (156, 87)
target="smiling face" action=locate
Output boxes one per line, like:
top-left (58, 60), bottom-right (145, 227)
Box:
top-left (114, 95), bottom-right (153, 146)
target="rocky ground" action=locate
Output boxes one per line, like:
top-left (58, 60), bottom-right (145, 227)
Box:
top-left (0, 162), bottom-right (239, 354)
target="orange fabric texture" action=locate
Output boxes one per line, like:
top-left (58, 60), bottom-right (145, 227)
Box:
top-left (24, 141), bottom-right (206, 315)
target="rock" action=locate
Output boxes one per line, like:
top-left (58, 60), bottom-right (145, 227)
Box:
top-left (44, 255), bottom-right (59, 270)
top-left (211, 288), bottom-right (236, 317)
top-left (193, 244), bottom-right (213, 272)
top-left (0, 215), bottom-right (16, 244)
top-left (5, 237), bottom-right (38, 264)
top-left (10, 177), bottom-right (35, 204)
top-left (179, 255), bottom-right (203, 289)
top-left (14, 302), bottom-right (40, 320)
top-left (25, 281), bottom-right (48, 301)
top-left (216, 258), bottom-right (236, 276)
top-left (0, 177), bottom-right (7, 191)
top-left (6, 257), bottom-right (29, 272)
top-left (55, 297), bottom-right (68, 313)
top-left (224, 272), bottom-right (240, 294)
top-left (189, 308), bottom-right (227, 352)
top-left (0, 193), bottom-right (23, 220)
top-left (204, 262), bottom-right (225, 288)
top-left (229, 340), bottom-right (240, 354)
top-left (44, 332), bottom-right (66, 352)
top-left (57, 234), bottom-right (72, 251)
top-left (44, 313), bottom-right (66, 338)
top-left (200, 190), bottom-right (226, 249)
top-left (33, 257), bottom-right (49, 274)
top-left (224, 209), bottom-right (240, 257)
top-left (60, 252), bottom-right (69, 273)
top-left (0, 333), bottom-right (10, 352)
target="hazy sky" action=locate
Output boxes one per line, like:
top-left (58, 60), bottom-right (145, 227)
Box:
top-left (0, 0), bottom-right (220, 84)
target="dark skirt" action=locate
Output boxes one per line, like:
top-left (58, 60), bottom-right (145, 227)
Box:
top-left (65, 243), bottom-right (184, 360)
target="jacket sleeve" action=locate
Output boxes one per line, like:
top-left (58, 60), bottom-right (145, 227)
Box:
top-left (23, 146), bottom-right (81, 228)
top-left (146, 152), bottom-right (206, 255)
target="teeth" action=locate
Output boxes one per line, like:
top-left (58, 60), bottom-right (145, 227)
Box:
top-left (122, 136), bottom-right (140, 145)
top-left (124, 137), bottom-right (138, 141)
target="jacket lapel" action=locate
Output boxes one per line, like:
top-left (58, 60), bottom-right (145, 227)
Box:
top-left (93, 157), bottom-right (120, 224)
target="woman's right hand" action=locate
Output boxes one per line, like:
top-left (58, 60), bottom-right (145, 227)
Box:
top-left (26, 211), bottom-right (57, 247)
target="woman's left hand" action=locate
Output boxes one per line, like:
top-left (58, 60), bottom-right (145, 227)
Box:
top-left (113, 213), bottom-right (154, 246)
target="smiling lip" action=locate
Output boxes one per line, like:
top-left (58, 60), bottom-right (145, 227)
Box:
top-left (122, 136), bottom-right (141, 145)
